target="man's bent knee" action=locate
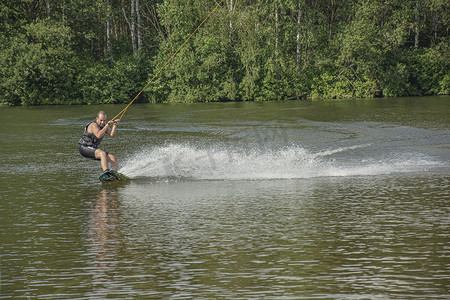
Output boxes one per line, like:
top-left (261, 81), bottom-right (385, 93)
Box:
top-left (95, 149), bottom-right (108, 159)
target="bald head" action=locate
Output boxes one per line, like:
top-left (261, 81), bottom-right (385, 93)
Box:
top-left (96, 111), bottom-right (107, 127)
top-left (97, 111), bottom-right (107, 119)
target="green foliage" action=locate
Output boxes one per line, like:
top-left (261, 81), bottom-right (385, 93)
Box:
top-left (77, 55), bottom-right (151, 105)
top-left (0, 20), bottom-right (75, 105)
top-left (414, 42), bottom-right (450, 95)
top-left (0, 0), bottom-right (448, 105)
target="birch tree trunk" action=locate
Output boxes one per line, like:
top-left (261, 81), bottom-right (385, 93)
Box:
top-left (131, 0), bottom-right (137, 54)
top-left (136, 0), bottom-right (142, 52)
top-left (296, 4), bottom-right (302, 73)
top-left (105, 0), bottom-right (113, 62)
top-left (275, 8), bottom-right (280, 83)
top-left (46, 0), bottom-right (51, 19)
top-left (227, 0), bottom-right (234, 43)
top-left (328, 0), bottom-right (335, 42)
top-left (123, 0), bottom-right (140, 55)
top-left (414, 0), bottom-right (419, 48)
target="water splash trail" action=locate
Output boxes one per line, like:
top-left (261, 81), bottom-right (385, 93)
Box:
top-left (119, 143), bottom-right (438, 181)
top-left (312, 144), bottom-right (372, 157)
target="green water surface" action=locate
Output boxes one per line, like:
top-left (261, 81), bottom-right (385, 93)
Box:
top-left (1, 96), bottom-right (449, 299)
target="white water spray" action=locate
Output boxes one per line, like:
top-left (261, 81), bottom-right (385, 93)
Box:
top-left (119, 143), bottom-right (438, 180)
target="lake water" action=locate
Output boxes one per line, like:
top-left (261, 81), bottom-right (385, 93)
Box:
top-left (1, 97), bottom-right (449, 299)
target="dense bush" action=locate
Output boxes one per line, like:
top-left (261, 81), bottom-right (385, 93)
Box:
top-left (0, 20), bottom-right (75, 105)
top-left (0, 0), bottom-right (448, 105)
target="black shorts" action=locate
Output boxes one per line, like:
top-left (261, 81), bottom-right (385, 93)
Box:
top-left (79, 144), bottom-right (108, 161)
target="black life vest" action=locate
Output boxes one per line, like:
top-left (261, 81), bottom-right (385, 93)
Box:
top-left (78, 120), bottom-right (104, 148)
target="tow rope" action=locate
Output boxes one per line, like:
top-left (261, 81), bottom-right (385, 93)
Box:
top-left (110, 0), bottom-right (224, 122)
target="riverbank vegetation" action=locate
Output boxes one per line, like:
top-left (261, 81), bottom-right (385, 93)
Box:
top-left (1, 0), bottom-right (448, 105)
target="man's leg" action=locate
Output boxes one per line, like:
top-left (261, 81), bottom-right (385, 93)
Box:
top-left (108, 154), bottom-right (118, 171)
top-left (95, 149), bottom-right (109, 172)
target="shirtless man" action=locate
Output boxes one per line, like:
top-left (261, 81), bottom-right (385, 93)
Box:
top-left (78, 111), bottom-right (120, 173)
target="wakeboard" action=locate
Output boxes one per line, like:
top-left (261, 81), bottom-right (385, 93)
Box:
top-left (99, 170), bottom-right (129, 183)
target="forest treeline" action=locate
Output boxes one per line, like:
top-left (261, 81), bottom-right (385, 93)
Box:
top-left (0, 0), bottom-right (448, 105)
